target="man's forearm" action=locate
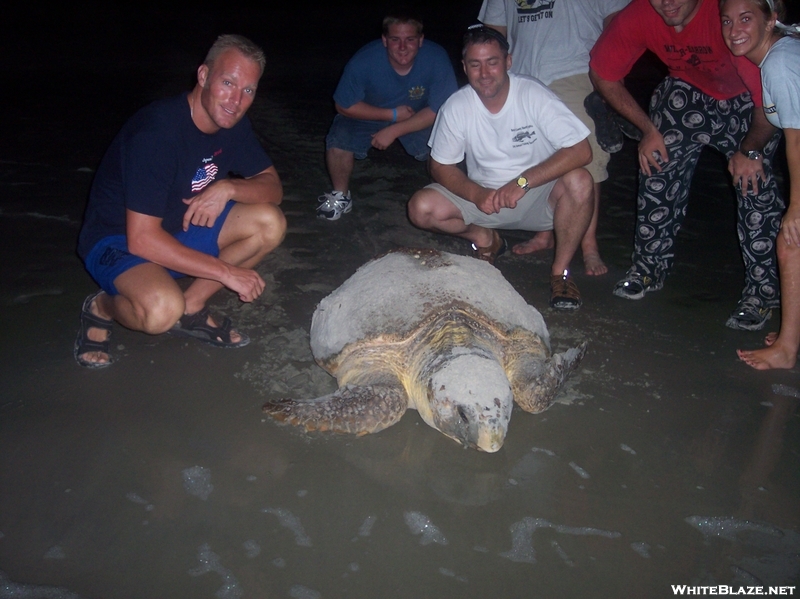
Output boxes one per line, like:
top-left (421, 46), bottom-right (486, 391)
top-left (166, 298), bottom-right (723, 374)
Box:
top-left (227, 166), bottom-right (283, 205)
top-left (519, 141), bottom-right (592, 189)
top-left (127, 211), bottom-right (234, 285)
top-left (389, 106), bottom-right (436, 137)
top-left (336, 101), bottom-right (395, 122)
top-left (430, 140), bottom-right (591, 205)
top-left (430, 159), bottom-right (486, 205)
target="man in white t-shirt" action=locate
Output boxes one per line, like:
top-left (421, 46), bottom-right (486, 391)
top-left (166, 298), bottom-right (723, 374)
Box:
top-left (478, 0), bottom-right (630, 276)
top-left (407, 26), bottom-right (594, 310)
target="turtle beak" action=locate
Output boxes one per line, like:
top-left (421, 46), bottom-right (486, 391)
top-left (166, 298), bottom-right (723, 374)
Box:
top-left (438, 405), bottom-right (508, 453)
top-left (476, 429), bottom-right (505, 453)
top-left (473, 411), bottom-right (508, 452)
top-left (425, 352), bottom-right (513, 452)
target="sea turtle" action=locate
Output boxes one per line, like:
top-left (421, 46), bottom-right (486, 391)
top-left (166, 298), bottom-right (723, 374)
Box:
top-left (263, 248), bottom-right (586, 452)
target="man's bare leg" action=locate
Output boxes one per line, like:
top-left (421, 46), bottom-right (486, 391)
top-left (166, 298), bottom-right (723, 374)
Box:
top-left (409, 175), bottom-right (592, 274)
top-left (512, 230), bottom-right (554, 255)
top-left (737, 241), bottom-right (799, 370)
top-left (78, 203), bottom-right (286, 365)
top-left (78, 264), bottom-right (186, 366)
top-left (180, 203), bottom-right (286, 344)
top-left (182, 203), bottom-right (286, 313)
top-left (78, 297), bottom-right (113, 367)
top-left (515, 182), bottom-right (607, 275)
top-left (325, 147), bottom-right (355, 194)
top-left (407, 187), bottom-right (495, 247)
top-left (581, 182), bottom-right (608, 276)
top-left (549, 170), bottom-right (594, 276)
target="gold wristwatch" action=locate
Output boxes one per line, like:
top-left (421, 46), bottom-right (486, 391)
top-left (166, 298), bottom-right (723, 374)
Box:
top-left (516, 176), bottom-right (529, 190)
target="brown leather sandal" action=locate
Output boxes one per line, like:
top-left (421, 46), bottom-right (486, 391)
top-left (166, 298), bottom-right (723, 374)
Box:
top-left (550, 271), bottom-right (582, 310)
top-left (471, 230), bottom-right (508, 265)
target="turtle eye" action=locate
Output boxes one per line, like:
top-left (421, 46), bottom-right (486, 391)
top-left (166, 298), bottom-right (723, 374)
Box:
top-left (457, 406), bottom-right (469, 424)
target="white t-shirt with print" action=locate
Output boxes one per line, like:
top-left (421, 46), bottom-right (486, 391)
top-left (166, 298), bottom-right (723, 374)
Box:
top-left (478, 0), bottom-right (631, 85)
top-left (429, 73), bottom-right (589, 189)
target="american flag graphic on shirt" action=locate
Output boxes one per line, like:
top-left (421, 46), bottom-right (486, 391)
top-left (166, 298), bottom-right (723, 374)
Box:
top-left (191, 163), bottom-right (219, 192)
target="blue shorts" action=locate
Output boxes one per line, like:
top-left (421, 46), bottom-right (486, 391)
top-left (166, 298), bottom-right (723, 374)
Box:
top-left (83, 201), bottom-right (235, 296)
top-left (325, 114), bottom-right (431, 161)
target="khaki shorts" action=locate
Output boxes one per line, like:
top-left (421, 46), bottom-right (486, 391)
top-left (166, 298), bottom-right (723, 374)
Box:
top-left (548, 73), bottom-right (609, 183)
top-left (425, 181), bottom-right (556, 231)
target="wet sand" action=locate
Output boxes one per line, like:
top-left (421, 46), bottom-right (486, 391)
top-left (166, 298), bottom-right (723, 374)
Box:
top-left (1, 4), bottom-right (799, 598)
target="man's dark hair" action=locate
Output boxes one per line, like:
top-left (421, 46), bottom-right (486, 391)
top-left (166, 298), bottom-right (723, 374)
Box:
top-left (204, 34), bottom-right (266, 75)
top-left (462, 24), bottom-right (510, 58)
top-left (382, 8), bottom-right (424, 36)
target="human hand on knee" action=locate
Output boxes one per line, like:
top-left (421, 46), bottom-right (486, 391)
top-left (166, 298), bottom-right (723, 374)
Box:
top-left (638, 129), bottom-right (669, 175)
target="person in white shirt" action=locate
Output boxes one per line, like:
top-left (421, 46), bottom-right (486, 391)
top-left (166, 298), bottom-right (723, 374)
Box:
top-left (478, 0), bottom-right (631, 276)
top-left (408, 26), bottom-right (593, 310)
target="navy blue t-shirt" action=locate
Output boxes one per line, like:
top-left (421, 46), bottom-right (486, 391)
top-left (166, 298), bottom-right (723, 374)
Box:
top-left (77, 93), bottom-right (272, 259)
top-left (333, 39), bottom-right (457, 115)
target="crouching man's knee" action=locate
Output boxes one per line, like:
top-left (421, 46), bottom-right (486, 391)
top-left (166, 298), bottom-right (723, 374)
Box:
top-left (408, 188), bottom-right (444, 230)
top-left (228, 203), bottom-right (287, 255)
top-left (134, 289), bottom-right (186, 335)
top-left (255, 203), bottom-right (287, 251)
top-left (561, 168), bottom-right (594, 205)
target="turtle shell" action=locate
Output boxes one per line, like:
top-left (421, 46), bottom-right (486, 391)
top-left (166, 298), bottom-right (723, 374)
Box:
top-left (310, 248), bottom-right (550, 363)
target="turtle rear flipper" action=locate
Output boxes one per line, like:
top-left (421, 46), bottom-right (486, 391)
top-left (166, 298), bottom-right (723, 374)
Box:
top-left (511, 342), bottom-right (587, 414)
top-left (263, 384), bottom-right (409, 435)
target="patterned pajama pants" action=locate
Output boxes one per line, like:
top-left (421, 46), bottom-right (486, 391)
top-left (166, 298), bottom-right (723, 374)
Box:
top-left (631, 77), bottom-right (784, 308)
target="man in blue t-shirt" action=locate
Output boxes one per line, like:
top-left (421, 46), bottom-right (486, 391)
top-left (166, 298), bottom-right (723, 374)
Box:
top-left (317, 9), bottom-right (458, 220)
top-left (75, 34), bottom-right (287, 369)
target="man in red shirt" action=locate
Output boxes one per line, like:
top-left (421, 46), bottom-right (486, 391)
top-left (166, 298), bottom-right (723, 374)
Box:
top-left (590, 0), bottom-right (784, 330)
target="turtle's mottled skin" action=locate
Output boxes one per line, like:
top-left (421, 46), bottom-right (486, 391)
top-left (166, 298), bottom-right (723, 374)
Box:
top-left (263, 248), bottom-right (586, 452)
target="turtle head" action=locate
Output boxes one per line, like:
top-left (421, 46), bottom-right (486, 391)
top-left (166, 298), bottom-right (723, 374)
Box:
top-left (425, 352), bottom-right (513, 453)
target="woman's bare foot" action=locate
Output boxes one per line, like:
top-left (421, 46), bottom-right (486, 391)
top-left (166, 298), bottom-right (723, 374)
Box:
top-left (512, 231), bottom-right (554, 255)
top-left (737, 343), bottom-right (798, 370)
top-left (583, 251), bottom-right (608, 276)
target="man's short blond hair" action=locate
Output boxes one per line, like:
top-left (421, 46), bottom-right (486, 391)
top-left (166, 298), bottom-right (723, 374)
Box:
top-left (204, 34), bottom-right (266, 75)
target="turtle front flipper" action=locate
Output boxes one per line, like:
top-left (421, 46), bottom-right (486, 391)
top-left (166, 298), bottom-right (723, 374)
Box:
top-left (263, 384), bottom-right (409, 436)
top-left (510, 342), bottom-right (587, 414)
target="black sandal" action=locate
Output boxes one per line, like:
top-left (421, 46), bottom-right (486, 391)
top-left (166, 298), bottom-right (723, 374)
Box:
top-left (74, 291), bottom-right (115, 368)
top-left (170, 307), bottom-right (250, 348)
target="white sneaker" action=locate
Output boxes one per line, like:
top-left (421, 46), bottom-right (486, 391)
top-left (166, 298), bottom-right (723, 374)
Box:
top-left (316, 191), bottom-right (352, 221)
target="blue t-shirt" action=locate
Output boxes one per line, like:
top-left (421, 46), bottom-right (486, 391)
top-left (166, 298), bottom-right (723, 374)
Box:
top-left (332, 39), bottom-right (457, 115)
top-left (78, 93), bottom-right (272, 259)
